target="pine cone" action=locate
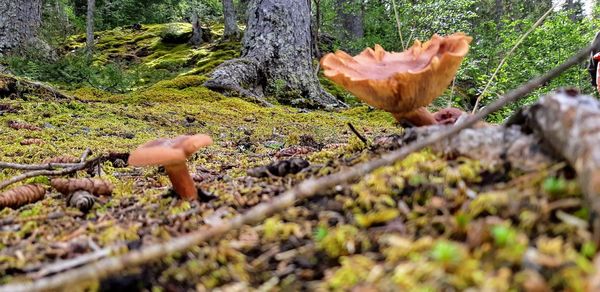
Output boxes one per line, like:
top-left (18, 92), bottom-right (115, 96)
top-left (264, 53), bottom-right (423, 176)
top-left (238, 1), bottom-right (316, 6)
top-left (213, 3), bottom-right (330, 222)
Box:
top-left (8, 121), bottom-right (41, 131)
top-left (0, 184), bottom-right (46, 209)
top-left (51, 178), bottom-right (114, 196)
top-left (42, 155), bottom-right (80, 164)
top-left (20, 138), bottom-right (44, 145)
top-left (67, 190), bottom-right (96, 212)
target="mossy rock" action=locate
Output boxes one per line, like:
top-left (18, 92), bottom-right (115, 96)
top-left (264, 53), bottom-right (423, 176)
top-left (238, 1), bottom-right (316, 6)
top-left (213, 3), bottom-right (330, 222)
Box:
top-left (159, 23), bottom-right (193, 44)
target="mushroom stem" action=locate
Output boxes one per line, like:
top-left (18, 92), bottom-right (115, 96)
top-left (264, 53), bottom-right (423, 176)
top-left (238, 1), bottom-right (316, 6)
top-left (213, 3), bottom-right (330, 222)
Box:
top-left (392, 107), bottom-right (437, 126)
top-left (164, 163), bottom-right (197, 201)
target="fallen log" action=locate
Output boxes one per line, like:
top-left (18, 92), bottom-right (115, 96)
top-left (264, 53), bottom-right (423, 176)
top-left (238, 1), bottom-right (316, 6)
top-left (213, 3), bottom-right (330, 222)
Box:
top-left (513, 89), bottom-right (600, 243)
top-left (0, 74), bottom-right (71, 100)
top-left (374, 124), bottom-right (556, 172)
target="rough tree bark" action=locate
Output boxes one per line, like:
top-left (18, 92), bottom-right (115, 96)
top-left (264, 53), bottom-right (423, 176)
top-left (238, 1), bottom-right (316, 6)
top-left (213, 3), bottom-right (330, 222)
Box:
top-left (86, 0), bottom-right (96, 54)
top-left (0, 0), bottom-right (43, 55)
top-left (190, 12), bottom-right (203, 46)
top-left (204, 0), bottom-right (343, 108)
top-left (222, 0), bottom-right (240, 40)
top-left (512, 89), bottom-right (600, 243)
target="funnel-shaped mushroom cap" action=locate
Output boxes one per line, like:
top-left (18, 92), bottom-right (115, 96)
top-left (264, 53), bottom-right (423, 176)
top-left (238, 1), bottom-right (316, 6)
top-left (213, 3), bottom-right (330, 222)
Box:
top-left (320, 33), bottom-right (472, 116)
top-left (128, 134), bottom-right (213, 166)
top-left (594, 53), bottom-right (600, 61)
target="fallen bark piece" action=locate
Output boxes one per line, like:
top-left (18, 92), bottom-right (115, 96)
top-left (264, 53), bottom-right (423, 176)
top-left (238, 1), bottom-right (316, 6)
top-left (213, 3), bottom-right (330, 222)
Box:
top-left (51, 178), bottom-right (114, 196)
top-left (517, 89), bottom-right (600, 242)
top-left (0, 184), bottom-right (46, 209)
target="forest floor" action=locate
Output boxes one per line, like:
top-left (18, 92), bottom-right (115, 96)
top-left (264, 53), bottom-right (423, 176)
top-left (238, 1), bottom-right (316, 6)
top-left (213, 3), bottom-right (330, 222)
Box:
top-left (0, 23), bottom-right (595, 291)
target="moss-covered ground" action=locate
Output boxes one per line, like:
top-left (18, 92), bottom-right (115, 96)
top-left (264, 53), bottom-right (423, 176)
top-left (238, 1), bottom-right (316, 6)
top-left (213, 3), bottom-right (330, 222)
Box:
top-left (0, 24), bottom-right (595, 291)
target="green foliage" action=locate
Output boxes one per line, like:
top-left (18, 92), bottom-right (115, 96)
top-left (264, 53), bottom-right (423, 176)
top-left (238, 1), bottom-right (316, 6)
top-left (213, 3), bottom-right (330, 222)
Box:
top-left (2, 51), bottom-right (150, 93)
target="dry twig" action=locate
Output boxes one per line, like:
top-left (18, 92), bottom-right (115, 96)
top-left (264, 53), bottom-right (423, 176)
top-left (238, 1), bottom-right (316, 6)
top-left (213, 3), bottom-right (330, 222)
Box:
top-left (347, 122), bottom-right (369, 145)
top-left (0, 44), bottom-right (593, 292)
top-left (0, 211), bottom-right (83, 225)
top-left (0, 149), bottom-right (94, 190)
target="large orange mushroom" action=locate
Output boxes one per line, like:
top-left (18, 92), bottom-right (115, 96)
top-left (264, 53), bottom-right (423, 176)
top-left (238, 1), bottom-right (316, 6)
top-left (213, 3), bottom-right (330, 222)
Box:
top-left (320, 33), bottom-right (472, 126)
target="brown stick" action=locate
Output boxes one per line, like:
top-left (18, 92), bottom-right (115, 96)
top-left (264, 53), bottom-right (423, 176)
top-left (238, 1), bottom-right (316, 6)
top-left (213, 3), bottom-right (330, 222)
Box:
top-left (0, 44), bottom-right (593, 292)
top-left (0, 162), bottom-right (81, 171)
top-left (0, 149), bottom-right (94, 190)
top-left (347, 122), bottom-right (368, 145)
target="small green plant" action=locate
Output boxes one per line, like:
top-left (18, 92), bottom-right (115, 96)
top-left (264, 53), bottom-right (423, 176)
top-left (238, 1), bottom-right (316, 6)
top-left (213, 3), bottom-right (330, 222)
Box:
top-left (430, 241), bottom-right (463, 265)
top-left (542, 176), bottom-right (567, 196)
top-left (491, 225), bottom-right (517, 247)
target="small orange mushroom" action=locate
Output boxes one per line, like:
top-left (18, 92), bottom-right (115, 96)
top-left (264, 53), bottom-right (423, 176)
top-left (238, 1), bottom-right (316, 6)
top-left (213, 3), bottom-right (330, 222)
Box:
top-left (321, 33), bottom-right (472, 126)
top-left (128, 134), bottom-right (213, 201)
top-left (433, 107), bottom-right (465, 125)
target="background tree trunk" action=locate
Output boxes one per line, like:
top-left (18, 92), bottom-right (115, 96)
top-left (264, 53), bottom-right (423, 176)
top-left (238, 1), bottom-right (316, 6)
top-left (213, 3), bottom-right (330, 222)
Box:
top-left (86, 0), bottom-right (96, 54)
top-left (0, 0), bottom-right (43, 55)
top-left (311, 0), bottom-right (322, 58)
top-left (494, 0), bottom-right (503, 25)
top-left (222, 0), bottom-right (239, 40)
top-left (190, 12), bottom-right (203, 46)
top-left (204, 0), bottom-right (343, 108)
top-left (336, 0), bottom-right (364, 44)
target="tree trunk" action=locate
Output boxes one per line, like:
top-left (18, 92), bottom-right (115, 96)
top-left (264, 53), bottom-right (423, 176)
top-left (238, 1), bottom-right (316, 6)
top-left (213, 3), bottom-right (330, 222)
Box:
top-left (204, 0), bottom-right (343, 108)
top-left (494, 0), bottom-right (503, 25)
top-left (0, 0), bottom-right (43, 55)
top-left (222, 0), bottom-right (239, 40)
top-left (311, 0), bottom-right (322, 58)
top-left (190, 12), bottom-right (203, 46)
top-left (336, 0), bottom-right (364, 43)
top-left (86, 0), bottom-right (96, 55)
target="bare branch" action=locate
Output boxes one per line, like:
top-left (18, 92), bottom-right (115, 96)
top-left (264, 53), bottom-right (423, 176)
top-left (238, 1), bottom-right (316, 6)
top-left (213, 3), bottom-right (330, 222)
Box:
top-left (0, 149), bottom-right (96, 190)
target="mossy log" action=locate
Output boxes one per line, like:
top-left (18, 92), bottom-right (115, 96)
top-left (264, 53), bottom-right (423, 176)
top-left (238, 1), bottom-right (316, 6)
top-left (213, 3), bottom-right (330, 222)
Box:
top-left (513, 89), bottom-right (600, 243)
top-left (0, 74), bottom-right (70, 100)
top-left (375, 124), bottom-right (556, 173)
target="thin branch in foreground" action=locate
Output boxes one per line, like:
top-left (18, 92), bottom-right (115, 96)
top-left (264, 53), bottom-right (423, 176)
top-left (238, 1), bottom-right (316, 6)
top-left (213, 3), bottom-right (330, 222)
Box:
top-left (0, 210), bottom-right (84, 226)
top-left (0, 162), bottom-right (81, 171)
top-left (0, 44), bottom-right (593, 292)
